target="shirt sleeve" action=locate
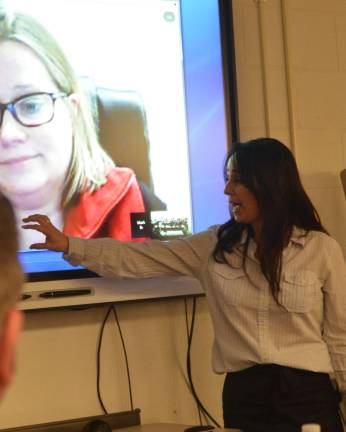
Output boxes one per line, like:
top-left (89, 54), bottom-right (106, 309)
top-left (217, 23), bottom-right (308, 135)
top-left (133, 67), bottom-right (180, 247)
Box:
top-left (64, 227), bottom-right (218, 281)
top-left (322, 237), bottom-right (346, 399)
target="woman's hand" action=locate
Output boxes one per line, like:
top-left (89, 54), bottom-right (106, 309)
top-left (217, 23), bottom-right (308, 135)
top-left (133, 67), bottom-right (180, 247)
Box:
top-left (22, 214), bottom-right (69, 253)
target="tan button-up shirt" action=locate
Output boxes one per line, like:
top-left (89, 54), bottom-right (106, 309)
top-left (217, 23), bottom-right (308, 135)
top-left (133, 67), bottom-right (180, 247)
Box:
top-left (66, 226), bottom-right (346, 397)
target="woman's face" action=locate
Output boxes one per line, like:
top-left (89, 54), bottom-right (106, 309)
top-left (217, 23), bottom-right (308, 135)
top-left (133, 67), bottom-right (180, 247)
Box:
top-left (0, 41), bottom-right (74, 210)
top-left (224, 157), bottom-right (262, 237)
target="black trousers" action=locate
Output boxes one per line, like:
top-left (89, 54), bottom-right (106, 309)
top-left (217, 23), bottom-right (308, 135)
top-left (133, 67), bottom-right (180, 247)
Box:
top-left (222, 364), bottom-right (343, 432)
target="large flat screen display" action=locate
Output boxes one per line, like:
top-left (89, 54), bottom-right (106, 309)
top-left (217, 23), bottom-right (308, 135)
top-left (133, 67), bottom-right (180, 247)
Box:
top-left (2, 0), bottom-right (236, 288)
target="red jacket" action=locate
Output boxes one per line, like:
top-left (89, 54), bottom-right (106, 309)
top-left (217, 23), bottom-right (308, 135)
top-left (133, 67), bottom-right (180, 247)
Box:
top-left (63, 167), bottom-right (146, 241)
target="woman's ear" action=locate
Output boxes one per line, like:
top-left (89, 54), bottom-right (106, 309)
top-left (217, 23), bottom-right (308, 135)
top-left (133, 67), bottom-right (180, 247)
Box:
top-left (0, 308), bottom-right (23, 400)
top-left (68, 93), bottom-right (80, 115)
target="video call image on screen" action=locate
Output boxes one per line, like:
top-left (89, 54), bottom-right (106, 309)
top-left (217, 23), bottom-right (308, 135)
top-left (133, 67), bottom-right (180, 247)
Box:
top-left (6, 0), bottom-right (229, 275)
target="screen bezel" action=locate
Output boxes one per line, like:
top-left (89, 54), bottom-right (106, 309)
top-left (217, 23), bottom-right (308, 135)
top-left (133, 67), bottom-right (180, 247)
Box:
top-left (25, 0), bottom-right (239, 283)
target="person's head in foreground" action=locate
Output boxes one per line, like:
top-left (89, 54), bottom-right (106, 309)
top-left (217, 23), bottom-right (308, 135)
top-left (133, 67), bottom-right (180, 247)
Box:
top-left (214, 137), bottom-right (327, 300)
top-left (0, 193), bottom-right (23, 400)
top-left (0, 3), bottom-right (114, 248)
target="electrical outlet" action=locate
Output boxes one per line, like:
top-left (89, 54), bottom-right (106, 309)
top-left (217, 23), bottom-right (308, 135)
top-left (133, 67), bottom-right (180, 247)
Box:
top-left (0, 409), bottom-right (141, 432)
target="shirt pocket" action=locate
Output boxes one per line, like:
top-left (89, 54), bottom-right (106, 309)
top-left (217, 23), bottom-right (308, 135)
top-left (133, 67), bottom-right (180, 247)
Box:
top-left (212, 263), bottom-right (248, 306)
top-left (279, 270), bottom-right (319, 313)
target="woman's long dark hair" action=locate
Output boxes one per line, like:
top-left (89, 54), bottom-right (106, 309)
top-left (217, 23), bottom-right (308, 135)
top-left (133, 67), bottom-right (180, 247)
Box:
top-left (213, 138), bottom-right (327, 301)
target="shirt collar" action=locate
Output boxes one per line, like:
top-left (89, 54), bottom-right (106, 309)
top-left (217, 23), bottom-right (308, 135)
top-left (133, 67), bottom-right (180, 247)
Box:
top-left (289, 226), bottom-right (308, 247)
top-left (239, 229), bottom-right (249, 246)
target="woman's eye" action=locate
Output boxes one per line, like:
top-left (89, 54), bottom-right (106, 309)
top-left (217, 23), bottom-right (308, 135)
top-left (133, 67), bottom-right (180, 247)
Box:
top-left (17, 97), bottom-right (46, 117)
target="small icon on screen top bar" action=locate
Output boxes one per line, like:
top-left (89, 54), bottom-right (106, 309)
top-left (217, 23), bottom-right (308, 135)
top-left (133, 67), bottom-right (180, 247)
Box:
top-left (163, 11), bottom-right (175, 22)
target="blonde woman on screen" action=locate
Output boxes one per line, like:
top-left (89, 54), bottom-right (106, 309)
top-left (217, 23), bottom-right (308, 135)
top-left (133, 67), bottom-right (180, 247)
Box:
top-left (0, 5), bottom-right (147, 250)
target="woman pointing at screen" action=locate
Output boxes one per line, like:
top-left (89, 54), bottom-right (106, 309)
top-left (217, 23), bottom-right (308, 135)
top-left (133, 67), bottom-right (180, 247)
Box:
top-left (23, 137), bottom-right (346, 432)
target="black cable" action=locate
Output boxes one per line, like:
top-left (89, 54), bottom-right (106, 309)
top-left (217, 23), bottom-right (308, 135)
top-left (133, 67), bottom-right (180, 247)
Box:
top-left (201, 409), bottom-right (210, 426)
top-left (111, 305), bottom-right (134, 411)
top-left (96, 306), bottom-right (112, 414)
top-left (186, 296), bottom-right (221, 428)
top-left (184, 297), bottom-right (203, 426)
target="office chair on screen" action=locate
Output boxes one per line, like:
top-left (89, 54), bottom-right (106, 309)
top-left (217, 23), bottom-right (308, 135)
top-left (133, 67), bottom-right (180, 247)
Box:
top-left (341, 169), bottom-right (346, 199)
top-left (96, 86), bottom-right (152, 188)
top-left (83, 78), bottom-right (166, 212)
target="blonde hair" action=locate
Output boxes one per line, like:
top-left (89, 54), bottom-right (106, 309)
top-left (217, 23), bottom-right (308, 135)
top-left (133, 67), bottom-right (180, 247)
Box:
top-left (0, 3), bottom-right (115, 207)
top-left (0, 194), bottom-right (23, 325)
